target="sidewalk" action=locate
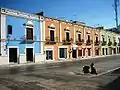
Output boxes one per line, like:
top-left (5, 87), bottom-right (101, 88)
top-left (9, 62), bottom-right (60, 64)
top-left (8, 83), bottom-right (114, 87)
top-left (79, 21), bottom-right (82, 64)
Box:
top-left (0, 54), bottom-right (120, 72)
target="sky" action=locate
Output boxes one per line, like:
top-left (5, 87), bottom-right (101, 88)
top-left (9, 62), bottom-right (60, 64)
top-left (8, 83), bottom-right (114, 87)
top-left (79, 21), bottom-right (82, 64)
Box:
top-left (0, 0), bottom-right (120, 28)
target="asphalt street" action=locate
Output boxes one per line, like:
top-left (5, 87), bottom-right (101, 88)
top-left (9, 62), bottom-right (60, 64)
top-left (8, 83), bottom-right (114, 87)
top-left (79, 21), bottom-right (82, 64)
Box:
top-left (0, 55), bottom-right (120, 90)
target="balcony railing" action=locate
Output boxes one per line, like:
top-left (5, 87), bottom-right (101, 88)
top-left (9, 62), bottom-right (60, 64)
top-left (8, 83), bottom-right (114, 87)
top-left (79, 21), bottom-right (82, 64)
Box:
top-left (94, 41), bottom-right (100, 46)
top-left (86, 40), bottom-right (93, 45)
top-left (20, 35), bottom-right (36, 44)
top-left (101, 41), bottom-right (106, 46)
top-left (108, 41), bottom-right (112, 46)
top-left (76, 39), bottom-right (84, 45)
top-left (45, 37), bottom-right (58, 44)
top-left (113, 42), bottom-right (117, 46)
top-left (62, 38), bottom-right (73, 45)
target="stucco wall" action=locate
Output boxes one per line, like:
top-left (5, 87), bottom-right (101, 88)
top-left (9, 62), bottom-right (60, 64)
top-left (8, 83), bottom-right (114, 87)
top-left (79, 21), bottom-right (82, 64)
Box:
top-left (6, 15), bottom-right (41, 55)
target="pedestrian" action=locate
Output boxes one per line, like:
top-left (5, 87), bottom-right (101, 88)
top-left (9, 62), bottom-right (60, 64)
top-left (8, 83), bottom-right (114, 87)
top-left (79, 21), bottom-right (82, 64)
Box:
top-left (90, 63), bottom-right (97, 75)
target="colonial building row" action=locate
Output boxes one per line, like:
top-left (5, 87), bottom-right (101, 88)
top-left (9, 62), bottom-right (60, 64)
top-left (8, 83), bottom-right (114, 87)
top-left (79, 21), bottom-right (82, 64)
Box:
top-left (0, 8), bottom-right (120, 65)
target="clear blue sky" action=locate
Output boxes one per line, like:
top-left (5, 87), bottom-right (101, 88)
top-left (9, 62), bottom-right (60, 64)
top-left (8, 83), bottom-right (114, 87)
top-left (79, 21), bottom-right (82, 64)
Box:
top-left (0, 0), bottom-right (120, 28)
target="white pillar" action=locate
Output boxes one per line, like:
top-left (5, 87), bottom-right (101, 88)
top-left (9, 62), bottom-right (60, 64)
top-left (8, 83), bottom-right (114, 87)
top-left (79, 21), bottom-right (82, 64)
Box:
top-left (40, 20), bottom-right (45, 54)
top-left (0, 14), bottom-right (6, 56)
top-left (83, 27), bottom-right (86, 43)
top-left (59, 22), bottom-right (62, 42)
top-left (92, 30), bottom-right (94, 57)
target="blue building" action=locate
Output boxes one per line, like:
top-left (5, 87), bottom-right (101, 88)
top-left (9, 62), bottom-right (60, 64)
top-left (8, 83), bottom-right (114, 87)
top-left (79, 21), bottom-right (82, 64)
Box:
top-left (0, 8), bottom-right (45, 65)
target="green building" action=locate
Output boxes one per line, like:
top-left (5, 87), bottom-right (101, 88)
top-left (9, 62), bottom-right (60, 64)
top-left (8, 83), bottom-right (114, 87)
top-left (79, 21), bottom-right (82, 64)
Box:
top-left (100, 30), bottom-right (117, 56)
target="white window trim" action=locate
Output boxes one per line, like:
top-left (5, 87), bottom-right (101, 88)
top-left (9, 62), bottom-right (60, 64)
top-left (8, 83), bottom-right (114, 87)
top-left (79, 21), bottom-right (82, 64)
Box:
top-left (24, 23), bottom-right (34, 41)
top-left (44, 46), bottom-right (54, 60)
top-left (65, 31), bottom-right (70, 40)
top-left (58, 46), bottom-right (68, 59)
top-left (48, 24), bottom-right (56, 41)
top-left (49, 28), bottom-right (56, 41)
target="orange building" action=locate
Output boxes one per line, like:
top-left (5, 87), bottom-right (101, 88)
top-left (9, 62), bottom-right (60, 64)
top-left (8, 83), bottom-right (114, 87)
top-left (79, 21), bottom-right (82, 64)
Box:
top-left (84, 26), bottom-right (100, 58)
top-left (72, 21), bottom-right (85, 59)
top-left (44, 17), bottom-right (60, 61)
top-left (92, 28), bottom-right (100, 57)
top-left (84, 26), bottom-right (93, 58)
top-left (44, 17), bottom-right (100, 61)
top-left (60, 20), bottom-right (74, 60)
top-left (44, 17), bottom-right (76, 61)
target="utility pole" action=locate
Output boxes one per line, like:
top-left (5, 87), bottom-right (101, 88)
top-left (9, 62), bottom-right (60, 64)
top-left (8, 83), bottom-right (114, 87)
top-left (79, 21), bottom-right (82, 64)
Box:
top-left (114, 0), bottom-right (119, 28)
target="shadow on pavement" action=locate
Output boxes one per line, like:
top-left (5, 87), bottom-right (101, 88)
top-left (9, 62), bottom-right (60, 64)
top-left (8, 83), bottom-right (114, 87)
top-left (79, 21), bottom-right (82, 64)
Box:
top-left (98, 68), bottom-right (120, 90)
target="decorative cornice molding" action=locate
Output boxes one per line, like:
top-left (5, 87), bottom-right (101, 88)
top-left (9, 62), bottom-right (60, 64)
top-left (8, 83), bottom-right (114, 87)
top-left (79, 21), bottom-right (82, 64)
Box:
top-left (0, 7), bottom-right (44, 21)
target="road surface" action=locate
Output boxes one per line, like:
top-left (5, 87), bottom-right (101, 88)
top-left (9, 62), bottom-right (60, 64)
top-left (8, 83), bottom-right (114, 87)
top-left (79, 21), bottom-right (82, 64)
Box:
top-left (0, 55), bottom-right (120, 90)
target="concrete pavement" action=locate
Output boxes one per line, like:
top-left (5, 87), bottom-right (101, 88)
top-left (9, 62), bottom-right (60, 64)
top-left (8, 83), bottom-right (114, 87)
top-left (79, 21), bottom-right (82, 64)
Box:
top-left (0, 55), bottom-right (119, 90)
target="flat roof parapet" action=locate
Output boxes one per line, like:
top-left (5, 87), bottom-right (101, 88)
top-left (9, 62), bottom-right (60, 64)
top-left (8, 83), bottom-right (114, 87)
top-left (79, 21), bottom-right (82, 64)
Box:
top-left (0, 7), bottom-right (43, 20)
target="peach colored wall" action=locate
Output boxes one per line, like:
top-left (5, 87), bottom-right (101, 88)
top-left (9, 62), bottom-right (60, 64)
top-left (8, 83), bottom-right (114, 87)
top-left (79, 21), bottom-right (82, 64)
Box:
top-left (61, 22), bottom-right (74, 42)
top-left (44, 18), bottom-right (60, 61)
top-left (44, 18), bottom-right (101, 60)
top-left (85, 27), bottom-right (93, 41)
top-left (93, 29), bottom-right (100, 42)
top-left (60, 21), bottom-right (74, 59)
top-left (45, 18), bottom-right (59, 41)
top-left (93, 29), bottom-right (101, 56)
top-left (74, 24), bottom-right (84, 41)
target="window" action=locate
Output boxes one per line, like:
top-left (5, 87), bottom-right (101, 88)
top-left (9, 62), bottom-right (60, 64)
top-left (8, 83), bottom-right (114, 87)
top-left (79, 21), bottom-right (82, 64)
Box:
top-left (66, 32), bottom-right (70, 41)
top-left (88, 48), bottom-right (91, 56)
top-left (78, 50), bottom-right (82, 56)
top-left (83, 49), bottom-right (85, 56)
top-left (96, 37), bottom-right (98, 42)
top-left (95, 49), bottom-right (99, 55)
top-left (26, 28), bottom-right (33, 40)
top-left (103, 37), bottom-right (105, 41)
top-left (8, 25), bottom-right (12, 34)
top-left (88, 35), bottom-right (90, 42)
top-left (46, 50), bottom-right (53, 60)
top-left (50, 30), bottom-right (55, 41)
top-left (102, 48), bottom-right (105, 55)
top-left (59, 48), bottom-right (67, 58)
top-left (113, 48), bottom-right (116, 54)
top-left (106, 48), bottom-right (108, 55)
top-left (78, 34), bottom-right (81, 42)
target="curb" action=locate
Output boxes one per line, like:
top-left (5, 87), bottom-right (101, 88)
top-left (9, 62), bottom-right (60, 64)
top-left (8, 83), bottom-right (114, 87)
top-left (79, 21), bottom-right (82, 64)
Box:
top-left (0, 54), bottom-right (120, 68)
